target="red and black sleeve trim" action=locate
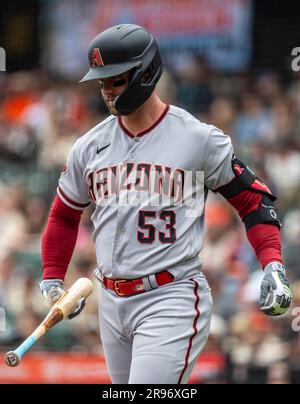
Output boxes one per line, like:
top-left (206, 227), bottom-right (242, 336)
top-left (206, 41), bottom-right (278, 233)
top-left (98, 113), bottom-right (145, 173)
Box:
top-left (216, 157), bottom-right (276, 201)
top-left (57, 186), bottom-right (90, 210)
top-left (216, 156), bottom-right (281, 231)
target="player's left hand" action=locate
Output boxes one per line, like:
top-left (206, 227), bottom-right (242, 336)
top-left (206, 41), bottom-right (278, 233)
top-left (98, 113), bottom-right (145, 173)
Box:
top-left (67, 297), bottom-right (86, 319)
top-left (259, 262), bottom-right (292, 316)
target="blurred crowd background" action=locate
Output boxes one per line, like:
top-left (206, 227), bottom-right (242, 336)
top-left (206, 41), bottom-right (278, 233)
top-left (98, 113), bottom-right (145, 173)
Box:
top-left (0, 0), bottom-right (300, 384)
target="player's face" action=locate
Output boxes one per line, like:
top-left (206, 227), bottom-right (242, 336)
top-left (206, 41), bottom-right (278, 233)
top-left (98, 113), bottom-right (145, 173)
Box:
top-left (100, 72), bottom-right (130, 116)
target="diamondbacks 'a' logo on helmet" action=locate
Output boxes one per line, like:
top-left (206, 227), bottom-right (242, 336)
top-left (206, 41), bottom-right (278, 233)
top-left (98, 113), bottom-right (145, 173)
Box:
top-left (90, 48), bottom-right (104, 68)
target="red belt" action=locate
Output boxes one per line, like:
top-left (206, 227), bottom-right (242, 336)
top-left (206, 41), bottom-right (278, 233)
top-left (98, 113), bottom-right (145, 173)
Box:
top-left (100, 270), bottom-right (175, 297)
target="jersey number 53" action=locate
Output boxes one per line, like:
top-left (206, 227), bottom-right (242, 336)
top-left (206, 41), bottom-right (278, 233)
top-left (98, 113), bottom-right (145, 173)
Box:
top-left (137, 210), bottom-right (176, 244)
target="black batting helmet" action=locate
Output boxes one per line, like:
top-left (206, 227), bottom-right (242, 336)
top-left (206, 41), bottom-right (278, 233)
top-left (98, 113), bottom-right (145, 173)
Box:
top-left (80, 24), bottom-right (163, 115)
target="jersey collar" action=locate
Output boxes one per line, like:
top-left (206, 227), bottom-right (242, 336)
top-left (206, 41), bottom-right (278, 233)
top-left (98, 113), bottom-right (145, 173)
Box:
top-left (118, 104), bottom-right (169, 139)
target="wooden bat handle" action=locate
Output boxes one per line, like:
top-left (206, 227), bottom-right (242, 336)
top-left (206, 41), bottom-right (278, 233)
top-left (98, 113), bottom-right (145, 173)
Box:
top-left (52, 277), bottom-right (93, 319)
top-left (4, 277), bottom-right (93, 367)
top-left (42, 307), bottom-right (64, 330)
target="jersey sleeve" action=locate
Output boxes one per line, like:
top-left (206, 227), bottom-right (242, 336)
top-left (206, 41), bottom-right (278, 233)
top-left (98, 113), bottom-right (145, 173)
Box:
top-left (203, 127), bottom-right (235, 191)
top-left (57, 141), bottom-right (91, 210)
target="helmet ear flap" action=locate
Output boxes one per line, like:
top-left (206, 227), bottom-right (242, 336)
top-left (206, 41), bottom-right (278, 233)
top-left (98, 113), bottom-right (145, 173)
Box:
top-left (114, 55), bottom-right (162, 115)
top-left (128, 63), bottom-right (143, 85)
top-left (113, 67), bottom-right (144, 115)
top-left (141, 51), bottom-right (163, 86)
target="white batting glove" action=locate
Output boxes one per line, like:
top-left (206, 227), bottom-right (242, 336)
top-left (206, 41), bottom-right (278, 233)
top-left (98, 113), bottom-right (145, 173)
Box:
top-left (39, 279), bottom-right (86, 320)
top-left (259, 262), bottom-right (292, 316)
top-left (39, 279), bottom-right (65, 308)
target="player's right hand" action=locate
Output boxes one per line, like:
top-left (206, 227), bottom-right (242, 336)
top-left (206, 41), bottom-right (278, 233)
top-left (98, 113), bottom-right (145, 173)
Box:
top-left (39, 279), bottom-right (65, 308)
top-left (39, 279), bottom-right (86, 320)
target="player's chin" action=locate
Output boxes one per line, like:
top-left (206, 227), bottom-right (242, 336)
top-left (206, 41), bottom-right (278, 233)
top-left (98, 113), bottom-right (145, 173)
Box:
top-left (110, 108), bottom-right (122, 117)
top-left (104, 101), bottom-right (122, 116)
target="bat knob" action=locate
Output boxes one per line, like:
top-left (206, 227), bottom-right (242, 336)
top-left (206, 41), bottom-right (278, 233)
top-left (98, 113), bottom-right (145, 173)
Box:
top-left (4, 351), bottom-right (21, 367)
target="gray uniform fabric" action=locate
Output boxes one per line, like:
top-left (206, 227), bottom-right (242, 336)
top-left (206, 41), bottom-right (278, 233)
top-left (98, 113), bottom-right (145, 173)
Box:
top-left (58, 105), bottom-right (235, 383)
top-left (99, 273), bottom-right (213, 384)
top-left (58, 105), bottom-right (235, 279)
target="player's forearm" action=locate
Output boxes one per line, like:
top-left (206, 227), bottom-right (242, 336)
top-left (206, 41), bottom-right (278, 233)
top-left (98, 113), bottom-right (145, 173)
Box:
top-left (247, 223), bottom-right (283, 269)
top-left (42, 195), bottom-right (83, 280)
top-left (225, 189), bottom-right (283, 268)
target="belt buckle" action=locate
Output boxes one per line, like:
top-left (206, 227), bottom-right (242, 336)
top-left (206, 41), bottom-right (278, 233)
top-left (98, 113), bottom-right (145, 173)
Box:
top-left (114, 279), bottom-right (128, 297)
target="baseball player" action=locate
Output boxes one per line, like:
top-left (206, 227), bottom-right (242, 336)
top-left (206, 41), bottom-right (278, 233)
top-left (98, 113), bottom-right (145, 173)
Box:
top-left (39, 24), bottom-right (292, 384)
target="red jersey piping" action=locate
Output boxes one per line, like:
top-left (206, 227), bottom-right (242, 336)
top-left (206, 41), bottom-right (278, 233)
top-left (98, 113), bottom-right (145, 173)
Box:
top-left (118, 104), bottom-right (170, 139)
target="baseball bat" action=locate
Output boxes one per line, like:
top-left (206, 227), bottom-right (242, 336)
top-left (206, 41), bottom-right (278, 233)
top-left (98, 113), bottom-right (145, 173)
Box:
top-left (4, 277), bottom-right (93, 367)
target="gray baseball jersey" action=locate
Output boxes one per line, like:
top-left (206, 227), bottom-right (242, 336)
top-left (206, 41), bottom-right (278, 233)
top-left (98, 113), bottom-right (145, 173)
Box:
top-left (58, 104), bottom-right (235, 383)
top-left (58, 105), bottom-right (234, 279)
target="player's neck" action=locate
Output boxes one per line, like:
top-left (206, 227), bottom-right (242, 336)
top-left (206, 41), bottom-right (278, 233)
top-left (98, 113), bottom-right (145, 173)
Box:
top-left (120, 93), bottom-right (167, 136)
